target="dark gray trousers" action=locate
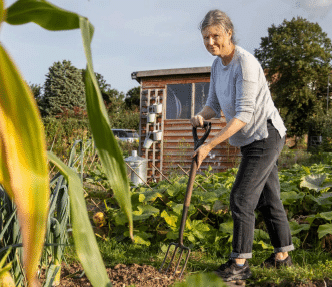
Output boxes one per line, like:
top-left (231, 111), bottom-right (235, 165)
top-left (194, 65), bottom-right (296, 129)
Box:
top-left (230, 121), bottom-right (294, 259)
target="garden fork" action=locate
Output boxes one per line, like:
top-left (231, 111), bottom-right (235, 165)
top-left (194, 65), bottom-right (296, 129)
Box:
top-left (159, 121), bottom-right (212, 278)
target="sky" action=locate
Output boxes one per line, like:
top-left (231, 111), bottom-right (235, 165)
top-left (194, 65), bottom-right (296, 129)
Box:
top-left (1, 0), bottom-right (332, 94)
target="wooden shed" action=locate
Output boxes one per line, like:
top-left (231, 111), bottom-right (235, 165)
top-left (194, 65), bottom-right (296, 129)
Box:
top-left (131, 67), bottom-right (240, 182)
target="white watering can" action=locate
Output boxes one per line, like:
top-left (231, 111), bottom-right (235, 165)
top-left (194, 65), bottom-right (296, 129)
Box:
top-left (152, 97), bottom-right (162, 114)
top-left (143, 131), bottom-right (153, 149)
top-left (152, 123), bottom-right (162, 141)
top-left (147, 106), bottom-right (156, 123)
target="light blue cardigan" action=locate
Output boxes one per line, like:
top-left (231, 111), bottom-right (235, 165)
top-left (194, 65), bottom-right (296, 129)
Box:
top-left (206, 46), bottom-right (286, 147)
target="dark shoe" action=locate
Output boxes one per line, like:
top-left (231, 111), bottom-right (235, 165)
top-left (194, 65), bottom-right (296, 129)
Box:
top-left (261, 253), bottom-right (293, 268)
top-left (215, 259), bottom-right (252, 282)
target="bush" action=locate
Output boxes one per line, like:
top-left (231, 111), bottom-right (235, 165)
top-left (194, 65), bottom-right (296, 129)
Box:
top-left (43, 117), bottom-right (91, 157)
top-left (42, 117), bottom-right (140, 159)
top-left (307, 115), bottom-right (332, 152)
top-left (108, 109), bottom-right (140, 131)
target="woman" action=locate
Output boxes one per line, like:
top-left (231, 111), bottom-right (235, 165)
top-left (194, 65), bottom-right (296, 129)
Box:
top-left (191, 10), bottom-right (294, 282)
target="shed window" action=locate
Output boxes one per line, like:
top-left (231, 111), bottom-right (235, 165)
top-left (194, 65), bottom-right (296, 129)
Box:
top-left (166, 84), bottom-right (192, 119)
top-left (194, 82), bottom-right (210, 115)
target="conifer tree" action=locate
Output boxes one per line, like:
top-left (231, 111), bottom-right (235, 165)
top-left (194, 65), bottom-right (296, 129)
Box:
top-left (42, 60), bottom-right (85, 116)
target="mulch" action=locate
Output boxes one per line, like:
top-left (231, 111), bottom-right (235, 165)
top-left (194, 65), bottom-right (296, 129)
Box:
top-left (39, 262), bottom-right (332, 287)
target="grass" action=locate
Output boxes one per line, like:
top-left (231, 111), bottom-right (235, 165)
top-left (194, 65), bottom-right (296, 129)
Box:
top-left (63, 237), bottom-right (332, 286)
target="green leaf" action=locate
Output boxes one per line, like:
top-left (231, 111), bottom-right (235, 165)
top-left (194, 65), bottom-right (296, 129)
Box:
top-left (138, 193), bottom-right (145, 202)
top-left (291, 236), bottom-right (301, 248)
top-left (192, 220), bottom-right (210, 232)
top-left (300, 174), bottom-right (332, 192)
top-left (0, 0), bottom-right (5, 24)
top-left (48, 152), bottom-right (111, 287)
top-left (306, 214), bottom-right (318, 225)
top-left (253, 240), bottom-right (273, 250)
top-left (44, 265), bottom-right (60, 287)
top-left (187, 233), bottom-right (196, 242)
top-left (114, 211), bottom-right (128, 225)
top-left (139, 189), bottom-right (162, 202)
top-left (254, 229), bottom-right (270, 241)
top-left (125, 230), bottom-right (152, 246)
top-left (161, 210), bottom-right (178, 229)
top-left (167, 202), bottom-right (184, 215)
top-left (280, 191), bottom-right (305, 205)
top-left (173, 272), bottom-right (227, 287)
top-left (6, 0), bottom-right (133, 239)
top-left (219, 221), bottom-right (233, 234)
top-left (318, 223), bottom-right (332, 239)
top-left (80, 17), bottom-right (133, 238)
top-left (289, 221), bottom-right (310, 235)
top-left (0, 247), bottom-right (12, 270)
top-left (201, 192), bottom-right (219, 203)
top-left (0, 43), bottom-right (49, 285)
top-left (133, 205), bottom-right (159, 221)
top-left (166, 230), bottom-right (178, 240)
top-left (319, 211), bottom-right (332, 221)
top-left (6, 0), bottom-right (80, 31)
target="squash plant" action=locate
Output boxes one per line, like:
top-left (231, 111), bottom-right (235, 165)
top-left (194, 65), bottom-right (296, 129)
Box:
top-left (0, 0), bottom-right (132, 286)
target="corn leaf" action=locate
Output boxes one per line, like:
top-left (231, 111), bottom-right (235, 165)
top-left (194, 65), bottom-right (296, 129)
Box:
top-left (6, 0), bottom-right (80, 30)
top-left (80, 17), bottom-right (133, 239)
top-left (0, 43), bottom-right (49, 286)
top-left (48, 151), bottom-right (112, 287)
top-left (5, 0), bottom-right (133, 239)
top-left (0, 0), bottom-right (5, 24)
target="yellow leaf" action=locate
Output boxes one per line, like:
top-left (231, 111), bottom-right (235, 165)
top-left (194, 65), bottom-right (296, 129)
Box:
top-left (0, 44), bottom-right (49, 286)
top-left (0, 0), bottom-right (5, 25)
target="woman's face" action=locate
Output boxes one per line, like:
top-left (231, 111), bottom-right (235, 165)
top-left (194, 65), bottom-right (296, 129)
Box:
top-left (202, 25), bottom-right (233, 58)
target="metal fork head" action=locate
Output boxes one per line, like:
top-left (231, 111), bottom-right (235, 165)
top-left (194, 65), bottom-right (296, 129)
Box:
top-left (159, 242), bottom-right (191, 278)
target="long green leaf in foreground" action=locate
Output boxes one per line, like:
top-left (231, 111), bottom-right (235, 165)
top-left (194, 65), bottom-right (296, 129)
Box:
top-left (5, 0), bottom-right (133, 240)
top-left (48, 151), bottom-right (112, 287)
top-left (6, 0), bottom-right (79, 30)
top-left (0, 42), bottom-right (49, 286)
top-left (80, 17), bottom-right (133, 239)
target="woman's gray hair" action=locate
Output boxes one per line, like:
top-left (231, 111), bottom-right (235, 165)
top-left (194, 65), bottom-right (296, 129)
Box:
top-left (199, 9), bottom-right (236, 44)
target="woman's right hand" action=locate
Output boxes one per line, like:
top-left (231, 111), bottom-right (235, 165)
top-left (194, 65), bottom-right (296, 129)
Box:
top-left (190, 115), bottom-right (205, 127)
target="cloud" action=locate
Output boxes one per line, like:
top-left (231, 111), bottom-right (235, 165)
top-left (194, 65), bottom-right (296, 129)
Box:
top-left (280, 0), bottom-right (332, 19)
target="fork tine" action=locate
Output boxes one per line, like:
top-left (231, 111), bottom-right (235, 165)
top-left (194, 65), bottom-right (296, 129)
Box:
top-left (172, 247), bottom-right (185, 276)
top-left (179, 248), bottom-right (191, 278)
top-left (165, 244), bottom-right (179, 273)
top-left (159, 243), bottom-right (175, 272)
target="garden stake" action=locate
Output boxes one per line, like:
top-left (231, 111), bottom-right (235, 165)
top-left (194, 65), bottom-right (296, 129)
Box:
top-left (159, 121), bottom-right (212, 278)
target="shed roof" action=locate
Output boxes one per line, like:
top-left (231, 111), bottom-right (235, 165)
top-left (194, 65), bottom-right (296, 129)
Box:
top-left (131, 66), bottom-right (211, 83)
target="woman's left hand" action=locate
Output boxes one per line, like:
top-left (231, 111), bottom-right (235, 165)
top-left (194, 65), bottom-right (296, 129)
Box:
top-left (193, 143), bottom-right (212, 169)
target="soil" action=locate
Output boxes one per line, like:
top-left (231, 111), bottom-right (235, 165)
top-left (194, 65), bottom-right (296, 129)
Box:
top-left (40, 262), bottom-right (332, 287)
top-left (48, 262), bottom-right (182, 287)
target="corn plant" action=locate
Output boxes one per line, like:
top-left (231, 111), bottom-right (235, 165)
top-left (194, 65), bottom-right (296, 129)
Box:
top-left (0, 0), bottom-right (133, 286)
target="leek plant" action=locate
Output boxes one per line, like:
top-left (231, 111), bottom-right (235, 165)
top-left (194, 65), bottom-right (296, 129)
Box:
top-left (0, 0), bottom-right (133, 286)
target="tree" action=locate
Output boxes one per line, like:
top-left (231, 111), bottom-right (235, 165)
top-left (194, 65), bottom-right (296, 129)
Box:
top-left (125, 86), bottom-right (140, 110)
top-left (42, 60), bottom-right (85, 116)
top-left (95, 72), bottom-right (111, 93)
top-left (104, 88), bottom-right (125, 113)
top-left (29, 82), bottom-right (42, 100)
top-left (254, 17), bottom-right (332, 139)
top-left (82, 69), bottom-right (125, 113)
